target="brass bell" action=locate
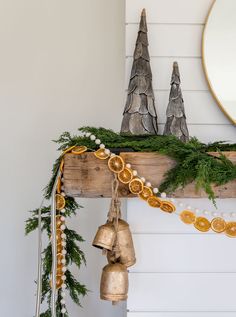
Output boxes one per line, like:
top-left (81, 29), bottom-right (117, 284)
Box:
top-left (108, 219), bottom-right (136, 267)
top-left (92, 222), bottom-right (116, 251)
top-left (100, 263), bottom-right (128, 303)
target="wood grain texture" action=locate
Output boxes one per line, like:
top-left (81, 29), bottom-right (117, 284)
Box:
top-left (63, 152), bottom-right (236, 198)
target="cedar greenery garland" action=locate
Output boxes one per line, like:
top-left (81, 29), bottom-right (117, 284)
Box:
top-left (55, 126), bottom-right (236, 203)
top-left (25, 197), bottom-right (87, 316)
top-left (26, 126), bottom-right (236, 316)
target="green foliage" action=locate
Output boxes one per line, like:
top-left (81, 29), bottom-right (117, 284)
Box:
top-left (26, 197), bottom-right (87, 316)
top-left (54, 127), bottom-right (236, 203)
top-left (65, 270), bottom-right (87, 306)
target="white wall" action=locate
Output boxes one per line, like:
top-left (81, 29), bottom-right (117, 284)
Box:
top-left (0, 1), bottom-right (125, 316)
top-left (125, 1), bottom-right (236, 316)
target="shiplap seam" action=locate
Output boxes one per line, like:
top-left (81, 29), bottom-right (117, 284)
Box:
top-left (126, 22), bottom-right (205, 26)
top-left (125, 89), bottom-right (209, 92)
top-left (126, 56), bottom-right (202, 59)
top-left (131, 231), bottom-right (230, 235)
top-left (160, 121), bottom-right (229, 126)
top-left (131, 232), bottom-right (216, 234)
top-left (129, 269), bottom-right (236, 275)
top-left (127, 311), bottom-right (236, 312)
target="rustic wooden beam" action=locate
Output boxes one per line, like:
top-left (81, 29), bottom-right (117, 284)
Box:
top-left (63, 152), bottom-right (236, 198)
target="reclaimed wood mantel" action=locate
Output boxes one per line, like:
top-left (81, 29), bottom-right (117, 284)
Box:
top-left (63, 152), bottom-right (236, 198)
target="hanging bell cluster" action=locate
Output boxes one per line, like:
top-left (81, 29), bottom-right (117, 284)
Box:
top-left (92, 175), bottom-right (136, 304)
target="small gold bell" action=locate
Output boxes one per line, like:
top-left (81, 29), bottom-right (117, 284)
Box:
top-left (108, 219), bottom-right (136, 267)
top-left (100, 263), bottom-right (128, 303)
top-left (92, 222), bottom-right (116, 251)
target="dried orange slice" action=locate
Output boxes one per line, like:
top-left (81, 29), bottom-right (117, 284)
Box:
top-left (56, 221), bottom-right (62, 229)
top-left (225, 222), bottom-right (236, 237)
top-left (160, 201), bottom-right (176, 213)
top-left (108, 155), bottom-right (125, 173)
top-left (129, 178), bottom-right (144, 194)
top-left (57, 265), bottom-right (64, 276)
top-left (94, 148), bottom-right (109, 160)
top-left (55, 194), bottom-right (66, 211)
top-left (139, 186), bottom-right (153, 200)
top-left (211, 217), bottom-right (226, 233)
top-left (180, 210), bottom-right (196, 224)
top-left (56, 229), bottom-right (62, 243)
top-left (71, 145), bottom-right (87, 154)
top-left (62, 145), bottom-right (76, 154)
top-left (50, 276), bottom-right (63, 289)
top-left (57, 253), bottom-right (64, 265)
top-left (118, 168), bottom-right (133, 184)
top-left (147, 195), bottom-right (162, 208)
top-left (57, 177), bottom-right (62, 193)
top-left (59, 159), bottom-right (64, 173)
top-left (194, 217), bottom-right (211, 232)
top-left (56, 215), bottom-right (65, 228)
top-left (57, 243), bottom-right (63, 253)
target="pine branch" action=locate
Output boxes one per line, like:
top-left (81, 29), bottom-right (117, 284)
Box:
top-left (26, 195), bottom-right (87, 315)
top-left (66, 237), bottom-right (86, 268)
top-left (65, 270), bottom-right (88, 306)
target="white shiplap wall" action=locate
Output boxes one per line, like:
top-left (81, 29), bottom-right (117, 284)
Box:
top-left (125, 0), bottom-right (236, 142)
top-left (125, 1), bottom-right (236, 316)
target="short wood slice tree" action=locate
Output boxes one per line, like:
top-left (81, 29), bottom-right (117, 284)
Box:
top-left (163, 61), bottom-right (189, 142)
top-left (120, 9), bottom-right (158, 135)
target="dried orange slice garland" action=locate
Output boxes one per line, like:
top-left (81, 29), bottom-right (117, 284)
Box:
top-left (194, 217), bottom-right (211, 232)
top-left (61, 138), bottom-right (236, 237)
top-left (55, 194), bottom-right (66, 210)
top-left (211, 217), bottom-right (226, 233)
top-left (118, 168), bottom-right (133, 184)
top-left (108, 155), bottom-right (125, 173)
top-left (94, 148), bottom-right (110, 160)
top-left (71, 145), bottom-right (87, 155)
top-left (139, 186), bottom-right (153, 200)
top-left (129, 178), bottom-right (144, 194)
top-left (225, 222), bottom-right (236, 237)
top-left (180, 210), bottom-right (196, 224)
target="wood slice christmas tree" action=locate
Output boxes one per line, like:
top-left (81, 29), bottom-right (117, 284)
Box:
top-left (120, 9), bottom-right (158, 135)
top-left (163, 61), bottom-right (189, 142)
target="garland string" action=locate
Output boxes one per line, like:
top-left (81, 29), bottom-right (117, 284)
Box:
top-left (35, 198), bottom-right (45, 317)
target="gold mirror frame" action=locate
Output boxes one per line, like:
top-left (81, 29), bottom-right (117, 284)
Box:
top-left (202, 0), bottom-right (236, 125)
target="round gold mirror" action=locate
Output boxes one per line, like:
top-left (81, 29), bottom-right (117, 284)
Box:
top-left (202, 0), bottom-right (236, 125)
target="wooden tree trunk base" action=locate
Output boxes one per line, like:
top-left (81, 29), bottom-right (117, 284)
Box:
top-left (63, 152), bottom-right (236, 198)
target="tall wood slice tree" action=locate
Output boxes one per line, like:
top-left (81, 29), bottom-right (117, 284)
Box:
top-left (163, 61), bottom-right (189, 142)
top-left (120, 9), bottom-right (158, 135)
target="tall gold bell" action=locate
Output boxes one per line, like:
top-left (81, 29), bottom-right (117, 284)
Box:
top-left (100, 263), bottom-right (128, 302)
top-left (108, 219), bottom-right (136, 267)
top-left (92, 222), bottom-right (116, 251)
